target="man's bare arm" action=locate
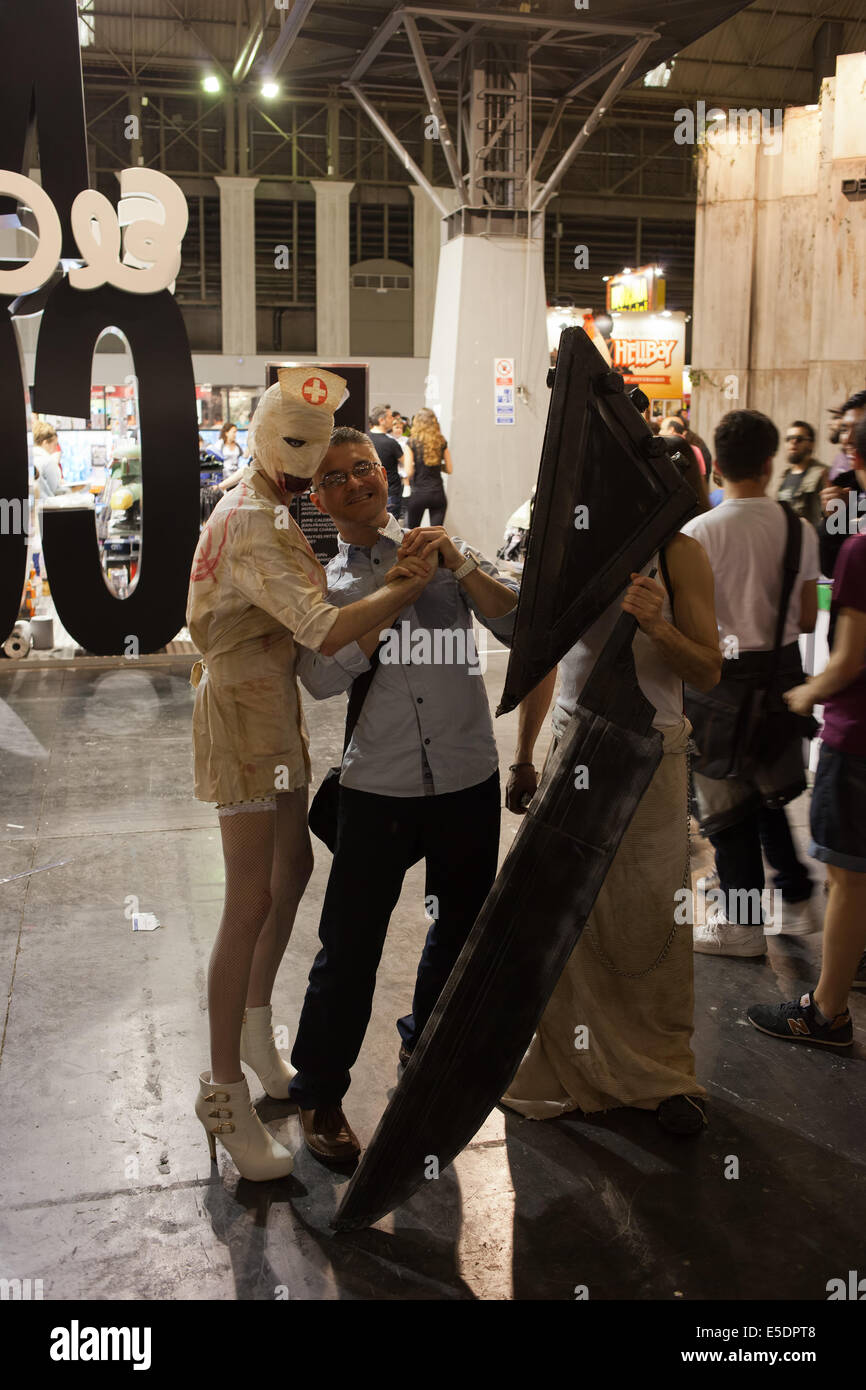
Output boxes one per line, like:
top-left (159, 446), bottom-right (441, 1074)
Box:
top-left (786, 608), bottom-right (866, 712)
top-left (514, 666), bottom-right (557, 762)
top-left (505, 667), bottom-right (558, 814)
top-left (622, 534), bottom-right (721, 691)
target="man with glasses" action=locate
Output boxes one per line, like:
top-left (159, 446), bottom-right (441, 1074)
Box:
top-left (290, 427), bottom-right (519, 1162)
top-left (774, 420), bottom-right (826, 527)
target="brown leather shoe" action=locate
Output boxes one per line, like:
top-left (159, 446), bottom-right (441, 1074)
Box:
top-left (299, 1105), bottom-right (361, 1163)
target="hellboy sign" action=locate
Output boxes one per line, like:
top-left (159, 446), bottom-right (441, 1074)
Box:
top-left (0, 0), bottom-right (199, 654)
top-left (609, 311), bottom-right (687, 401)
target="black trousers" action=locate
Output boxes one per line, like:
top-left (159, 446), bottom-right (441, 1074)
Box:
top-left (709, 805), bottom-right (812, 923)
top-left (289, 771), bottom-right (501, 1107)
top-left (405, 488), bottom-right (447, 528)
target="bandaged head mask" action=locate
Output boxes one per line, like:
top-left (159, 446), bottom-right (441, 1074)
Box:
top-left (247, 366), bottom-right (348, 490)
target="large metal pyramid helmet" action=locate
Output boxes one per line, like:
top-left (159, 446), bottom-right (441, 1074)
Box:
top-left (497, 326), bottom-right (698, 715)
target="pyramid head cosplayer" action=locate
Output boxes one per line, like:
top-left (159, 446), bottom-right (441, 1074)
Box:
top-left (247, 366), bottom-right (349, 493)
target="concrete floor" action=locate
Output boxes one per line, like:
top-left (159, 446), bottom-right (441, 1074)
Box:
top-left (1, 651), bottom-right (863, 1301)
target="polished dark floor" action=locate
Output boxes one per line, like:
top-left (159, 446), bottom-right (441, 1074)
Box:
top-left (0, 656), bottom-right (863, 1300)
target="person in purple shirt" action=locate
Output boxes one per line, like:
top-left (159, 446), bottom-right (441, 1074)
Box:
top-left (748, 420), bottom-right (866, 1049)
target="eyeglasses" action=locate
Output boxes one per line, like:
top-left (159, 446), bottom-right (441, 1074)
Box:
top-left (315, 459), bottom-right (379, 491)
top-left (786, 435), bottom-right (810, 444)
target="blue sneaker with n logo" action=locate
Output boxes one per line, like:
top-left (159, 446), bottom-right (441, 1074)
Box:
top-left (747, 991), bottom-right (853, 1050)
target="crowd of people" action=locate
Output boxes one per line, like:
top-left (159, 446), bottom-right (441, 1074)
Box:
top-left (185, 367), bottom-right (866, 1180)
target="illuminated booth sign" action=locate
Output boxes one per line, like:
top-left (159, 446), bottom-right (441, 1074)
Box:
top-left (609, 311), bottom-right (686, 416)
top-left (0, 0), bottom-right (199, 654)
top-left (606, 265), bottom-right (666, 315)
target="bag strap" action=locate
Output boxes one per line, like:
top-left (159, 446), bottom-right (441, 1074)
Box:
top-left (768, 502), bottom-right (802, 675)
top-left (658, 544), bottom-right (673, 614)
top-left (342, 642), bottom-right (383, 753)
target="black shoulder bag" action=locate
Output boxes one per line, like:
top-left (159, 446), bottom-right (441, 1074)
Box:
top-left (685, 503), bottom-right (817, 780)
top-left (308, 645), bottom-right (381, 852)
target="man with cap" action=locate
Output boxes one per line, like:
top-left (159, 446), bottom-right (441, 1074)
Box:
top-left (187, 369), bottom-right (436, 1185)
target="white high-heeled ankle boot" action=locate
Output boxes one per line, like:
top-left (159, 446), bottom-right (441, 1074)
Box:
top-left (240, 1004), bottom-right (296, 1100)
top-left (195, 1072), bottom-right (294, 1181)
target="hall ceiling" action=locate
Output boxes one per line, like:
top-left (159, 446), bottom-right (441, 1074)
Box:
top-left (77, 0), bottom-right (866, 110)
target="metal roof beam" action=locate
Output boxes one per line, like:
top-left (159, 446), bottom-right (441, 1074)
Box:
top-left (233, 1), bottom-right (266, 83)
top-left (432, 19), bottom-right (482, 75)
top-left (529, 42), bottom-right (640, 182)
top-left (261, 0), bottom-right (319, 79)
top-left (531, 34), bottom-right (656, 212)
top-left (347, 8), bottom-right (407, 83)
top-left (161, 0), bottom-right (231, 82)
top-left (345, 82), bottom-right (451, 216)
top-left (403, 14), bottom-right (463, 192)
top-left (402, 6), bottom-right (659, 40)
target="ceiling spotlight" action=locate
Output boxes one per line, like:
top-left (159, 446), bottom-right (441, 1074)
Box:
top-left (643, 60), bottom-right (674, 89)
top-left (261, 80), bottom-right (280, 99)
top-left (202, 74), bottom-right (221, 94)
top-left (623, 267), bottom-right (632, 275)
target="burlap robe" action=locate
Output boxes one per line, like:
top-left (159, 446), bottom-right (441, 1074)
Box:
top-left (502, 718), bottom-right (705, 1117)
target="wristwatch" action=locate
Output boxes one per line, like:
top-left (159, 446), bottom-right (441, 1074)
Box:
top-left (452, 553), bottom-right (480, 583)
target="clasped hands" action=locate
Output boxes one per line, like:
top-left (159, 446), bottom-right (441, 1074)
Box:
top-left (384, 526), bottom-right (462, 595)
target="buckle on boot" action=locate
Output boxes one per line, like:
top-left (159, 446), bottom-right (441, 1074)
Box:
top-left (208, 1107), bottom-right (232, 1119)
top-left (212, 1122), bottom-right (236, 1134)
top-left (204, 1090), bottom-right (230, 1103)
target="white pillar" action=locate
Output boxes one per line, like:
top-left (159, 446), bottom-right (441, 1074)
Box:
top-left (426, 233), bottom-right (550, 557)
top-left (410, 185), bottom-right (460, 358)
top-left (214, 175), bottom-right (259, 355)
top-left (310, 179), bottom-right (354, 356)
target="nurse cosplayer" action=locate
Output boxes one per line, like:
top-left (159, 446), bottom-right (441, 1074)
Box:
top-left (186, 367), bottom-right (433, 1182)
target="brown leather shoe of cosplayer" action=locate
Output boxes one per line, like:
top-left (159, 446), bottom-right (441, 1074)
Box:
top-left (299, 1105), bottom-right (361, 1163)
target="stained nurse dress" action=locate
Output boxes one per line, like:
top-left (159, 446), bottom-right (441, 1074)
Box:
top-left (186, 465), bottom-right (339, 807)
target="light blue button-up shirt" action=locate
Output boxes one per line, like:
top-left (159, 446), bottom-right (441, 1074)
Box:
top-left (296, 514), bottom-right (519, 798)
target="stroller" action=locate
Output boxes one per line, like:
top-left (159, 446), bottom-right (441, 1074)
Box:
top-left (497, 490), bottom-right (534, 567)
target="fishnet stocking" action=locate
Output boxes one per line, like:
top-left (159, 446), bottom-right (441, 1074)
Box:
top-left (208, 789), bottom-right (312, 1083)
top-left (247, 790), bottom-right (314, 1006)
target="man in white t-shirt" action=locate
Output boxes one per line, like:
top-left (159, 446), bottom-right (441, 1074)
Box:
top-left (682, 409), bottom-right (820, 957)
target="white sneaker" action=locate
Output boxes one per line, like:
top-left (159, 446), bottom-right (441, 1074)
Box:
top-left (693, 910), bottom-right (766, 957)
top-left (778, 897), bottom-right (822, 936)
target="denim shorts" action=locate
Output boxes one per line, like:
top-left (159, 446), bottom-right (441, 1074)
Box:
top-left (810, 742), bottom-right (866, 873)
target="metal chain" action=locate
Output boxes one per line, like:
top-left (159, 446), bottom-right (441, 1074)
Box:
top-left (584, 746), bottom-right (692, 980)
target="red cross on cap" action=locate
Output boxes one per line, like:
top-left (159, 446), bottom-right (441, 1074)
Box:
top-left (302, 376), bottom-right (328, 405)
